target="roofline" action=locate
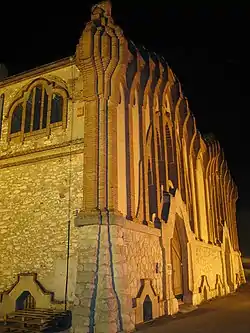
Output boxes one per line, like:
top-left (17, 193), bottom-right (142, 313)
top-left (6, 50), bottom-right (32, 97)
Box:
top-left (0, 56), bottom-right (75, 89)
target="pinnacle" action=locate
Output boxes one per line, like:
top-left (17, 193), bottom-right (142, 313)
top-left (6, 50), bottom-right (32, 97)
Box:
top-left (91, 1), bottom-right (112, 17)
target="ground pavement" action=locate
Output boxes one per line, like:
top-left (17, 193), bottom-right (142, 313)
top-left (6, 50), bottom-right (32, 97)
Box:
top-left (137, 283), bottom-right (250, 333)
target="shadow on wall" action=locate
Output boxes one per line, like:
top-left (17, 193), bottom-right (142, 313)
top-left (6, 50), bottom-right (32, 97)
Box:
top-left (242, 257), bottom-right (250, 281)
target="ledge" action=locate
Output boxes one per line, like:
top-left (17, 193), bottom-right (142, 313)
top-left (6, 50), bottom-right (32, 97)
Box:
top-left (0, 139), bottom-right (84, 168)
top-left (75, 211), bottom-right (161, 236)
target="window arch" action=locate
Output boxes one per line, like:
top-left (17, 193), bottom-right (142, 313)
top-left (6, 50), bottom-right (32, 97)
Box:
top-left (156, 129), bottom-right (166, 187)
top-left (170, 82), bottom-right (180, 114)
top-left (165, 123), bottom-right (174, 164)
top-left (148, 158), bottom-right (157, 220)
top-left (9, 79), bottom-right (68, 139)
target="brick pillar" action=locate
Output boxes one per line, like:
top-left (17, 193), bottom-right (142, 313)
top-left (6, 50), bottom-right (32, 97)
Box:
top-left (73, 2), bottom-right (131, 332)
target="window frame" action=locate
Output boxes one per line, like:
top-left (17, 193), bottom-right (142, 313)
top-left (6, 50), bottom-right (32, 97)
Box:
top-left (8, 78), bottom-right (68, 141)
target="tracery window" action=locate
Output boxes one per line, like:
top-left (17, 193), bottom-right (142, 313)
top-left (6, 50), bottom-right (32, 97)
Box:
top-left (9, 79), bottom-right (67, 139)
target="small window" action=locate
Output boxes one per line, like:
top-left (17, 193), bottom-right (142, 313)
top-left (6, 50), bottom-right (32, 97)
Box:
top-left (51, 94), bottom-right (63, 124)
top-left (24, 92), bottom-right (33, 133)
top-left (42, 91), bottom-right (49, 129)
top-left (33, 86), bottom-right (42, 131)
top-left (11, 104), bottom-right (23, 134)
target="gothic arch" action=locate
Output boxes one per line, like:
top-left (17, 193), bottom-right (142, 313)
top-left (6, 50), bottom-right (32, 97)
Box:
top-left (142, 58), bottom-right (154, 110)
top-left (145, 124), bottom-right (158, 221)
top-left (162, 81), bottom-right (173, 116)
top-left (129, 73), bottom-right (140, 107)
top-left (183, 110), bottom-right (191, 144)
top-left (189, 120), bottom-right (198, 159)
top-left (163, 116), bottom-right (176, 189)
top-left (8, 78), bottom-right (68, 140)
top-left (7, 78), bottom-right (68, 115)
top-left (130, 85), bottom-right (141, 218)
top-left (195, 151), bottom-right (209, 242)
top-left (107, 27), bottom-right (129, 104)
top-left (166, 189), bottom-right (195, 303)
top-left (176, 98), bottom-right (189, 140)
top-left (169, 82), bottom-right (180, 118)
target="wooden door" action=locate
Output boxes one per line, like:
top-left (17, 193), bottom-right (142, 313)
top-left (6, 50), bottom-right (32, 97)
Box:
top-left (172, 225), bottom-right (183, 297)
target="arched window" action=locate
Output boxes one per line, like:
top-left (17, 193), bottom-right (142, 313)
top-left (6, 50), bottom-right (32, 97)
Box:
top-left (165, 123), bottom-right (174, 163)
top-left (11, 104), bottom-right (23, 134)
top-left (9, 79), bottom-right (67, 139)
top-left (156, 129), bottom-right (165, 187)
top-left (148, 158), bottom-right (157, 219)
top-left (179, 150), bottom-right (186, 202)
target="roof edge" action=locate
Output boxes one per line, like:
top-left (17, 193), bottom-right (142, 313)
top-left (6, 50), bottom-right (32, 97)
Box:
top-left (0, 56), bottom-right (75, 89)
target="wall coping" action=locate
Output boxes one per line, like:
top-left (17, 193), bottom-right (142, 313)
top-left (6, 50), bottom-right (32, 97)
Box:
top-left (124, 220), bottom-right (161, 237)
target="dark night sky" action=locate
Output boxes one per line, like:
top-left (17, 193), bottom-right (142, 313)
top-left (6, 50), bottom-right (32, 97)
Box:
top-left (1, 2), bottom-right (249, 254)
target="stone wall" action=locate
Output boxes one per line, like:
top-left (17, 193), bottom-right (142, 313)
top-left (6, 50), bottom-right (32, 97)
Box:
top-left (123, 221), bottom-right (163, 302)
top-left (189, 239), bottom-right (224, 304)
top-left (0, 152), bottom-right (83, 302)
top-left (192, 240), bottom-right (223, 292)
top-left (0, 61), bottom-right (86, 304)
top-left (232, 251), bottom-right (244, 283)
top-left (72, 217), bottom-right (163, 332)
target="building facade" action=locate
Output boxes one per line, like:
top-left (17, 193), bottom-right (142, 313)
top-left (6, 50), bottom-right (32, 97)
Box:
top-left (0, 2), bottom-right (245, 333)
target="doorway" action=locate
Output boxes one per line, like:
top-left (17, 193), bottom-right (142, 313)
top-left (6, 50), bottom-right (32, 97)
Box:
top-left (171, 224), bottom-right (184, 300)
top-left (16, 291), bottom-right (36, 310)
top-left (143, 295), bottom-right (153, 322)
